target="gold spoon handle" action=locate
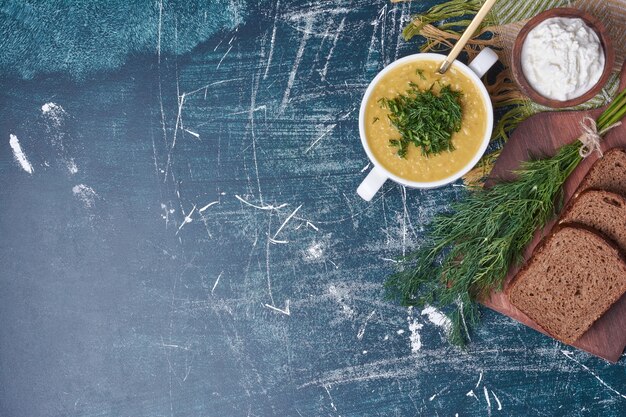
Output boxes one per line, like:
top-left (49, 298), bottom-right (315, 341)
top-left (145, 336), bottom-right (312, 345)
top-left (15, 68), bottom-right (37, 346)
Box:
top-left (438, 0), bottom-right (497, 74)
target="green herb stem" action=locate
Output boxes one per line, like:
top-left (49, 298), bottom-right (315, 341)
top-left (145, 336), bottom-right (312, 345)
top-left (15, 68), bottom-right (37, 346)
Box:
top-left (598, 88), bottom-right (626, 128)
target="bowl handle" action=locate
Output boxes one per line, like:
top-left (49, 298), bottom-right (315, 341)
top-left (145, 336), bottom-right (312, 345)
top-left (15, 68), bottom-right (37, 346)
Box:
top-left (468, 48), bottom-right (498, 78)
top-left (357, 165), bottom-right (388, 201)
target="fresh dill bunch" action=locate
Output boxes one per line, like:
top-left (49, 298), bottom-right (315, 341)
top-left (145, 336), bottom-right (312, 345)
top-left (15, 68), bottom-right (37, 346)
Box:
top-left (386, 142), bottom-right (581, 345)
top-left (380, 83), bottom-right (463, 158)
top-left (386, 86), bottom-right (626, 346)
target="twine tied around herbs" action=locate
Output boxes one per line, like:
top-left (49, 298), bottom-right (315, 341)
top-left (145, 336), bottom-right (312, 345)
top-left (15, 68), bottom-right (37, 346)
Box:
top-left (578, 116), bottom-right (622, 158)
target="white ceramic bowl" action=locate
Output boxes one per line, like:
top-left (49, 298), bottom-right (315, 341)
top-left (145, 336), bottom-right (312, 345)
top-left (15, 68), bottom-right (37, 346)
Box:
top-left (357, 49), bottom-right (498, 201)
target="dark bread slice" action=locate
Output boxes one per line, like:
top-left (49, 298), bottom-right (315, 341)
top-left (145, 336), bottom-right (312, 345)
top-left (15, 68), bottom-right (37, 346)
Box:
top-left (560, 189), bottom-right (626, 252)
top-left (508, 225), bottom-right (626, 344)
top-left (576, 148), bottom-right (626, 197)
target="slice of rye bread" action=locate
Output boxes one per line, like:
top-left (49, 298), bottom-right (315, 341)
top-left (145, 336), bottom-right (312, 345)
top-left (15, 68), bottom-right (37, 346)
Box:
top-left (576, 148), bottom-right (626, 197)
top-left (508, 225), bottom-right (626, 344)
top-left (560, 189), bottom-right (626, 252)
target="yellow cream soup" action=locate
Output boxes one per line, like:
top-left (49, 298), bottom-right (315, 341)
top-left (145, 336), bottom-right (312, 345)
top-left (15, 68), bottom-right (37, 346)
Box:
top-left (364, 60), bottom-right (487, 183)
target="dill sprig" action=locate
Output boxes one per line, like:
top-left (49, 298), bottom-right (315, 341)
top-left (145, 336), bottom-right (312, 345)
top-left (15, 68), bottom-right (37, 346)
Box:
top-left (386, 87), bottom-right (626, 346)
top-left (380, 83), bottom-right (463, 158)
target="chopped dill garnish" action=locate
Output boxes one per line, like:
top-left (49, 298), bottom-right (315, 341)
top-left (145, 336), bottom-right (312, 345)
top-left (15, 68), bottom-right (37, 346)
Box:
top-left (416, 68), bottom-right (426, 80)
top-left (379, 83), bottom-right (463, 158)
top-left (372, 117), bottom-right (379, 124)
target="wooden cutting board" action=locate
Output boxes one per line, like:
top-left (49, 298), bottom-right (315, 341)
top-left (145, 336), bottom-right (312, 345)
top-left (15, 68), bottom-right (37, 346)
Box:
top-left (482, 61), bottom-right (626, 363)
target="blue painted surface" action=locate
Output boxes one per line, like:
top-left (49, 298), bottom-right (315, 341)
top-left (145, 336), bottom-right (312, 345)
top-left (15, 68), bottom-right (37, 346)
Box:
top-left (0, 0), bottom-right (246, 79)
top-left (0, 1), bottom-right (625, 416)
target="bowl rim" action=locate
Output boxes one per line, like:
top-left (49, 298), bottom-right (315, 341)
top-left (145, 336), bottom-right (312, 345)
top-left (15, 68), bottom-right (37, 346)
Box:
top-left (358, 52), bottom-right (494, 189)
top-left (511, 7), bottom-right (615, 109)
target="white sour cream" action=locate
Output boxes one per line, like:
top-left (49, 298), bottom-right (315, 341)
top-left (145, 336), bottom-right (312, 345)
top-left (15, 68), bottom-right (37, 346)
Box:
top-left (521, 17), bottom-right (604, 101)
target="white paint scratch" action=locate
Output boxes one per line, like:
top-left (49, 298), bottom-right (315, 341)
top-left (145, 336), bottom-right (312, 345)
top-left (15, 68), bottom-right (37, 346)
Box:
top-left (324, 385), bottom-right (337, 412)
top-left (211, 271), bottom-right (223, 295)
top-left (217, 44), bottom-right (234, 70)
top-left (381, 257), bottom-right (399, 263)
top-left (265, 219), bottom-right (274, 305)
top-left (561, 350), bottom-right (626, 399)
top-left (340, 108), bottom-right (355, 120)
top-left (161, 342), bottom-right (190, 351)
top-left (272, 204), bottom-right (302, 241)
top-left (491, 390), bottom-right (502, 411)
top-left (306, 221), bottom-right (319, 231)
top-left (356, 310), bottom-right (376, 340)
top-left (304, 124), bottom-right (336, 154)
top-left (199, 201), bottom-right (219, 212)
top-left (484, 386), bottom-right (492, 416)
top-left (227, 105), bottom-right (266, 116)
top-left (341, 191), bottom-right (358, 230)
top-left (264, 0), bottom-right (280, 79)
top-left (157, 0), bottom-right (163, 62)
top-left (279, 17), bottom-right (312, 113)
top-left (360, 163), bottom-right (371, 173)
top-left (9, 134), bottom-right (34, 174)
top-left (365, 15), bottom-right (381, 67)
top-left (466, 389), bottom-right (479, 402)
top-left (176, 205), bottom-right (196, 235)
top-left (247, 71), bottom-right (264, 205)
top-left (164, 92), bottom-right (186, 182)
top-left (268, 236), bottom-right (288, 245)
top-left (475, 371), bottom-right (483, 389)
top-left (320, 16), bottom-right (346, 81)
top-left (157, 72), bottom-right (168, 183)
top-left (428, 383), bottom-right (452, 402)
top-left (264, 300), bottom-right (291, 316)
top-left (184, 129), bottom-right (200, 139)
top-left (380, 4), bottom-right (387, 64)
top-left (235, 194), bottom-right (288, 211)
top-left (394, 2), bottom-right (409, 61)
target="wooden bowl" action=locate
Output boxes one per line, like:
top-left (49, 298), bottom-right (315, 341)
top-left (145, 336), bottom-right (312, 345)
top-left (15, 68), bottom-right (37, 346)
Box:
top-left (511, 7), bottom-right (615, 109)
